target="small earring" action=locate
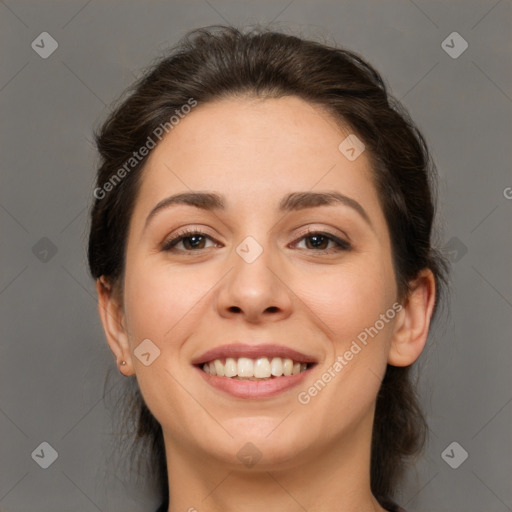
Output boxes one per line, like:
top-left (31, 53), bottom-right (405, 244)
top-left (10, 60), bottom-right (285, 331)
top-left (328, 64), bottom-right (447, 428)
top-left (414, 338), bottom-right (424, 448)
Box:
top-left (120, 360), bottom-right (126, 366)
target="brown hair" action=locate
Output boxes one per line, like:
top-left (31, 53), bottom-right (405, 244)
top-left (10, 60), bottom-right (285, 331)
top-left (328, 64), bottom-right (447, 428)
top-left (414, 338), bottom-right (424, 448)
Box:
top-left (88, 25), bottom-right (448, 508)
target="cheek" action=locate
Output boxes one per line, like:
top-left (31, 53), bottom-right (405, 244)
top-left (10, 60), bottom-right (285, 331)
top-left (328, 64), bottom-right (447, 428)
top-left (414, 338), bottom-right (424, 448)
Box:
top-left (299, 260), bottom-right (396, 343)
top-left (122, 257), bottom-right (218, 347)
top-left (121, 260), bottom-right (211, 427)
top-left (293, 264), bottom-right (398, 422)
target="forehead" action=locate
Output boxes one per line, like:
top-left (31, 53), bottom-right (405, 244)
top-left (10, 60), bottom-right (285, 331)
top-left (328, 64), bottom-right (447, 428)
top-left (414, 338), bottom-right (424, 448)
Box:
top-left (133, 96), bottom-right (383, 223)
top-left (155, 96), bottom-right (351, 167)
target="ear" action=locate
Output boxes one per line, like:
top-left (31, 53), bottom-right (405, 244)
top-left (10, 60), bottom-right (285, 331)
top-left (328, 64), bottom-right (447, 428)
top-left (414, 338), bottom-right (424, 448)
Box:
top-left (388, 269), bottom-right (436, 366)
top-left (96, 276), bottom-right (135, 376)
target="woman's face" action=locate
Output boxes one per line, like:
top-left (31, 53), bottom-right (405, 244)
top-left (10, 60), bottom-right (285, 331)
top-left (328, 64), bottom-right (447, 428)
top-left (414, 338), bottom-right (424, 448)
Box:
top-left (118, 96), bottom-right (404, 468)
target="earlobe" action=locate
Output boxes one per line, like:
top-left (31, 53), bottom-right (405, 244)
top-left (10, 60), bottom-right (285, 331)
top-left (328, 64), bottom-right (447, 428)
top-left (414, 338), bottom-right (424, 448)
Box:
top-left (96, 277), bottom-right (135, 376)
top-left (388, 269), bottom-right (436, 367)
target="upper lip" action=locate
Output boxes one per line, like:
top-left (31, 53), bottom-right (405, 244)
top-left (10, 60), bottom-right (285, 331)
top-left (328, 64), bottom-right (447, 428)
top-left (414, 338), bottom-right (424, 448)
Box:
top-left (191, 343), bottom-right (318, 365)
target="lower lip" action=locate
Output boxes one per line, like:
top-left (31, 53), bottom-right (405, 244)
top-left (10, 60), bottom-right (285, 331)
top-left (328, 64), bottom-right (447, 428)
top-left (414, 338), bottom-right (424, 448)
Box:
top-left (195, 366), bottom-right (312, 399)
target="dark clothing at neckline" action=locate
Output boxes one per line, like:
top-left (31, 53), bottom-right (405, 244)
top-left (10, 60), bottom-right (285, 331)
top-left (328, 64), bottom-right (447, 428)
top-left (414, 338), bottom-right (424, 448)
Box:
top-left (154, 501), bottom-right (407, 511)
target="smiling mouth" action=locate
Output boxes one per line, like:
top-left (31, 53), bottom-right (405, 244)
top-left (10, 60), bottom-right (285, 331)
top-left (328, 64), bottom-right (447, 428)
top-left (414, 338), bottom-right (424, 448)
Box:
top-left (199, 357), bottom-right (313, 380)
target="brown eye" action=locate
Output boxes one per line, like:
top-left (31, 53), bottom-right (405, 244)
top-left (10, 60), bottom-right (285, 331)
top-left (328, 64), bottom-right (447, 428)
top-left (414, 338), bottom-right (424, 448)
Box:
top-left (293, 231), bottom-right (351, 253)
top-left (162, 231), bottom-right (218, 252)
top-left (304, 234), bottom-right (330, 250)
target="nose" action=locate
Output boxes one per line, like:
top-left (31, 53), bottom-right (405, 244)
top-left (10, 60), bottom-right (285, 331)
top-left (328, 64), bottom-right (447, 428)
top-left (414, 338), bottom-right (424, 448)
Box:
top-left (215, 242), bottom-right (293, 324)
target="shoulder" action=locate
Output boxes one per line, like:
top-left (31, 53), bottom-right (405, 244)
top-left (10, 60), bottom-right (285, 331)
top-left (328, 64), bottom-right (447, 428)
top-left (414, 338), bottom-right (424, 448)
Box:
top-left (154, 502), bottom-right (168, 512)
top-left (383, 503), bottom-right (408, 512)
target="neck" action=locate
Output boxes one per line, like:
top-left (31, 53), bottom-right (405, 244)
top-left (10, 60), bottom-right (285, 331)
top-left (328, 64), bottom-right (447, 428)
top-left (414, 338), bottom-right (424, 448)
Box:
top-left (162, 410), bottom-right (388, 512)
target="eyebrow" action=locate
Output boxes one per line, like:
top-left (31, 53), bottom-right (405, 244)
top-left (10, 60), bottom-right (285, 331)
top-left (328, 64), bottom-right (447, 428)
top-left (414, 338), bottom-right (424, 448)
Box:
top-left (144, 190), bottom-right (373, 230)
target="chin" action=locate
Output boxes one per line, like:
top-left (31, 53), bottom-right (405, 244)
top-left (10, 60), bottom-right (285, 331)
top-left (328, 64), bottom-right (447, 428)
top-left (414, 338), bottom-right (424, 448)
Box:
top-left (199, 420), bottom-right (317, 470)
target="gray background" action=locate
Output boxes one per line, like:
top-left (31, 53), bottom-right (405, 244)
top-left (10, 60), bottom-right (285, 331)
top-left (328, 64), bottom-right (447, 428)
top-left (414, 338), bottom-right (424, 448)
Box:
top-left (1, 1), bottom-right (511, 511)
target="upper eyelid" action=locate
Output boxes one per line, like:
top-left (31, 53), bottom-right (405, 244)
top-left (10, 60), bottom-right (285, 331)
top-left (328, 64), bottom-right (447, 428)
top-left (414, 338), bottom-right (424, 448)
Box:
top-left (293, 225), bottom-right (351, 244)
top-left (162, 226), bottom-right (350, 250)
top-left (166, 221), bottom-right (349, 238)
top-left (165, 226), bottom-right (347, 241)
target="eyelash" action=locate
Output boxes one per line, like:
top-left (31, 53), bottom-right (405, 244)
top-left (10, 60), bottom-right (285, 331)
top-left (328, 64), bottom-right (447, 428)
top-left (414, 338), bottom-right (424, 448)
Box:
top-left (161, 227), bottom-right (351, 254)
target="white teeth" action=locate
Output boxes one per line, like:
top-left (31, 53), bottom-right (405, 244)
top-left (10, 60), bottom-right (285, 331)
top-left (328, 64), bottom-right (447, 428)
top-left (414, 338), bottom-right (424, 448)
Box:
top-left (214, 359), bottom-right (225, 377)
top-left (254, 357), bottom-right (271, 378)
top-left (201, 356), bottom-right (310, 379)
top-left (270, 357), bottom-right (283, 377)
top-left (283, 358), bottom-right (293, 376)
top-left (237, 357), bottom-right (254, 377)
top-left (224, 357), bottom-right (237, 377)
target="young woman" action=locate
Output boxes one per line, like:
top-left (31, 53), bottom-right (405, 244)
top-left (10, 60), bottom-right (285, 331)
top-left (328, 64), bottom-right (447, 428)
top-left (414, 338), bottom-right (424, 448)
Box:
top-left (88, 26), bottom-right (447, 512)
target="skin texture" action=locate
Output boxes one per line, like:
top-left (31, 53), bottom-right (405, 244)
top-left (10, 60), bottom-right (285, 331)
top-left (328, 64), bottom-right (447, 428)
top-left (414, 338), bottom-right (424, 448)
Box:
top-left (97, 96), bottom-right (436, 512)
